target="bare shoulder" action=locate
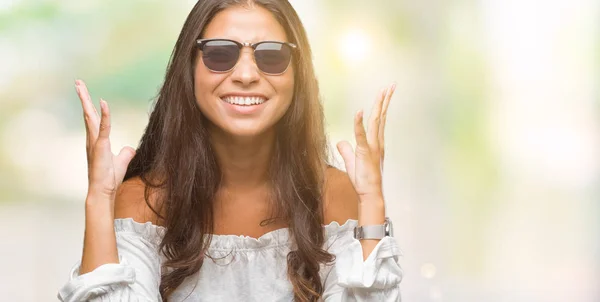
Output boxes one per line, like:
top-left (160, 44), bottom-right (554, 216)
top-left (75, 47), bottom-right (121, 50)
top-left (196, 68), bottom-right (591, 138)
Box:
top-left (114, 176), bottom-right (165, 226)
top-left (323, 166), bottom-right (359, 225)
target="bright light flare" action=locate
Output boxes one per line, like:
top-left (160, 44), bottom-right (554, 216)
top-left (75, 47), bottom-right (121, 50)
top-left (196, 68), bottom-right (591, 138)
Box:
top-left (339, 29), bottom-right (371, 63)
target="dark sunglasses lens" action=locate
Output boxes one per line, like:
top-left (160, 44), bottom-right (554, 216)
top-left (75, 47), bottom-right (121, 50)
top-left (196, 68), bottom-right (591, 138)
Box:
top-left (202, 40), bottom-right (239, 72)
top-left (255, 43), bottom-right (292, 74)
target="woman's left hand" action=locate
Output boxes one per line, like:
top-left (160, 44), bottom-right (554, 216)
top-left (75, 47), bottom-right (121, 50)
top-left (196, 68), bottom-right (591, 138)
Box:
top-left (337, 83), bottom-right (396, 204)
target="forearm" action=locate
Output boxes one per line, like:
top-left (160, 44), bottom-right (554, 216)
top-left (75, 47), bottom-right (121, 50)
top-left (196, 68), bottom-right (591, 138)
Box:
top-left (80, 195), bottom-right (119, 274)
top-left (358, 199), bottom-right (386, 261)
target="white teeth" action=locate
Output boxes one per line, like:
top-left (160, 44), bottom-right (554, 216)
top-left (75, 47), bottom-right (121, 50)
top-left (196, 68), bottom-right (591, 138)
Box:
top-left (222, 96), bottom-right (266, 106)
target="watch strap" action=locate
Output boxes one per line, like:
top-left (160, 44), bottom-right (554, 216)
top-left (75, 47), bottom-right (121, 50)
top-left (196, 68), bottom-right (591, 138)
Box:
top-left (353, 217), bottom-right (393, 240)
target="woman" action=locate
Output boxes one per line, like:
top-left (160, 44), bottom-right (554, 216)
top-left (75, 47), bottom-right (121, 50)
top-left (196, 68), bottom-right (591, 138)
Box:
top-left (58, 0), bottom-right (402, 301)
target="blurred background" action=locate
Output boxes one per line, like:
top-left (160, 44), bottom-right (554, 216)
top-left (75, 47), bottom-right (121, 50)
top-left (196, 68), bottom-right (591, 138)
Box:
top-left (0, 0), bottom-right (598, 301)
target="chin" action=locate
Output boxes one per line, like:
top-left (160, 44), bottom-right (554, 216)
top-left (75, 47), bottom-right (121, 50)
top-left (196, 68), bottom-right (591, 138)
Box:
top-left (221, 123), bottom-right (273, 139)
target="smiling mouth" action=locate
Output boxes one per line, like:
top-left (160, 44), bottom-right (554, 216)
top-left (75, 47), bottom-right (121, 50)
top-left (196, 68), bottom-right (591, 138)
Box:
top-left (221, 96), bottom-right (268, 106)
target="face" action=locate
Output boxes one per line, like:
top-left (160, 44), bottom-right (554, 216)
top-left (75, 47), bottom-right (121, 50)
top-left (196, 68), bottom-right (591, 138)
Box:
top-left (194, 5), bottom-right (295, 138)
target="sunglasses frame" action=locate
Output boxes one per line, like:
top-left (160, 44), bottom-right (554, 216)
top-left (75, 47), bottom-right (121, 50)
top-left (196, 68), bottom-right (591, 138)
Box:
top-left (196, 38), bottom-right (297, 75)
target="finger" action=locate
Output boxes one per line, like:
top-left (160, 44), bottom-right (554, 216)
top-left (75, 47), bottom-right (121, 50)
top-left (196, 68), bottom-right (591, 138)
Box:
top-left (98, 99), bottom-right (111, 141)
top-left (84, 119), bottom-right (92, 162)
top-left (76, 80), bottom-right (100, 124)
top-left (336, 141), bottom-right (356, 182)
top-left (367, 88), bottom-right (387, 149)
top-left (77, 84), bottom-right (94, 162)
top-left (76, 80), bottom-right (99, 116)
top-left (378, 83), bottom-right (396, 157)
top-left (114, 146), bottom-right (136, 182)
top-left (354, 110), bottom-right (369, 152)
top-left (76, 80), bottom-right (100, 142)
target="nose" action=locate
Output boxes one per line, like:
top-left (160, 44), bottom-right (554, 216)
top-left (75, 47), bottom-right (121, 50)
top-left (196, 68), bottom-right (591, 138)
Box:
top-left (230, 48), bottom-right (260, 86)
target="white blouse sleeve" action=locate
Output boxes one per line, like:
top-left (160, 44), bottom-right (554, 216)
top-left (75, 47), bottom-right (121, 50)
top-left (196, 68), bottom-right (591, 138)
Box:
top-left (57, 218), bottom-right (165, 302)
top-left (322, 222), bottom-right (403, 302)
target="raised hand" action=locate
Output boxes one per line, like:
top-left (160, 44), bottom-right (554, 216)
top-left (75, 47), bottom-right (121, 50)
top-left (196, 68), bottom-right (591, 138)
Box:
top-left (76, 80), bottom-right (136, 200)
top-left (337, 83), bottom-right (396, 204)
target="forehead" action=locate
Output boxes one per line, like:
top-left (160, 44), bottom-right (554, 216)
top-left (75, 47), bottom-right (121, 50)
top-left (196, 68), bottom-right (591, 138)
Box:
top-left (203, 5), bottom-right (289, 43)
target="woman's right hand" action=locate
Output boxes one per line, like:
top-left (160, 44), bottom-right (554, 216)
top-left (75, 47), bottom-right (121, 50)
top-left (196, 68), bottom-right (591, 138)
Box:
top-left (76, 80), bottom-right (136, 201)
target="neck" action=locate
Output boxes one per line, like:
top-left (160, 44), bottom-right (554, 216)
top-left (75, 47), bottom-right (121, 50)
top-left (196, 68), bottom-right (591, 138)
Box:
top-left (209, 127), bottom-right (275, 192)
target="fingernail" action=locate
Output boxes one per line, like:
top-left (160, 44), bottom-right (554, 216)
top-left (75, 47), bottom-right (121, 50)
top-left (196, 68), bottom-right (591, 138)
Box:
top-left (75, 79), bottom-right (80, 86)
top-left (391, 82), bottom-right (397, 90)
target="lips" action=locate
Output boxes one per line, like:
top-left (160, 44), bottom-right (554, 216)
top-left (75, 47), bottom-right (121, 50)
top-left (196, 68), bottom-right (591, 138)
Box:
top-left (220, 92), bottom-right (268, 99)
top-left (217, 93), bottom-right (269, 115)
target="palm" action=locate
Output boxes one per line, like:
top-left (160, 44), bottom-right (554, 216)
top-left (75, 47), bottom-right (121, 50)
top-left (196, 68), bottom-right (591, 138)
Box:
top-left (76, 80), bottom-right (135, 199)
top-left (337, 83), bottom-right (395, 201)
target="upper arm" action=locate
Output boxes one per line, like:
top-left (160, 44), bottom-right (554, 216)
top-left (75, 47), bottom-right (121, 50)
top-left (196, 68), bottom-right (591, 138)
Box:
top-left (114, 176), bottom-right (164, 226)
top-left (323, 166), bottom-right (359, 225)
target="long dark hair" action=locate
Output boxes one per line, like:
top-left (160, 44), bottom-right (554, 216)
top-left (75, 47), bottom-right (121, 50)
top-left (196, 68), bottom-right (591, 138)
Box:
top-left (124, 0), bottom-right (335, 300)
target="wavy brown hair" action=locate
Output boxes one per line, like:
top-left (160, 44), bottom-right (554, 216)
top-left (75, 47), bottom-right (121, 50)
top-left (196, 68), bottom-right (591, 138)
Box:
top-left (124, 0), bottom-right (336, 301)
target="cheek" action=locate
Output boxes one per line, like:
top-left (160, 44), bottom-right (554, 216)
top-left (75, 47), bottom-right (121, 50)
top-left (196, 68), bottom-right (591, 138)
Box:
top-left (194, 63), bottom-right (221, 102)
top-left (277, 73), bottom-right (295, 107)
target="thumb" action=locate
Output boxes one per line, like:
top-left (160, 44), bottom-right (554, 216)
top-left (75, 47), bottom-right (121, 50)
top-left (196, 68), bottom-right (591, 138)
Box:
top-left (336, 141), bottom-right (356, 182)
top-left (114, 146), bottom-right (136, 182)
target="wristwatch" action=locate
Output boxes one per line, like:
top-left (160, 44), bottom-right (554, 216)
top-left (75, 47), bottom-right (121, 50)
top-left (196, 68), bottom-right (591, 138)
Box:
top-left (353, 217), bottom-right (393, 240)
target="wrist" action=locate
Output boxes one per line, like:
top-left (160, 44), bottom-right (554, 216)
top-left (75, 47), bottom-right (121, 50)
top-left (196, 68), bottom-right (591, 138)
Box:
top-left (85, 194), bottom-right (115, 220)
top-left (358, 199), bottom-right (385, 226)
top-left (358, 192), bottom-right (384, 205)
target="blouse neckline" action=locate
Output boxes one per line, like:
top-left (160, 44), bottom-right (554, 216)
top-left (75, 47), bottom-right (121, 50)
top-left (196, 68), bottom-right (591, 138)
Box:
top-left (114, 217), bottom-right (358, 251)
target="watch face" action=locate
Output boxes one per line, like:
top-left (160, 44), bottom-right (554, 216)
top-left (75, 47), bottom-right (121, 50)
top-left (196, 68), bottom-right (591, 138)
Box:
top-left (385, 217), bottom-right (393, 236)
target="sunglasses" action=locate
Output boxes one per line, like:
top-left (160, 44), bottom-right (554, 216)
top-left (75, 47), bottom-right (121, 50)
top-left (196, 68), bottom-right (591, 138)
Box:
top-left (196, 38), bottom-right (297, 75)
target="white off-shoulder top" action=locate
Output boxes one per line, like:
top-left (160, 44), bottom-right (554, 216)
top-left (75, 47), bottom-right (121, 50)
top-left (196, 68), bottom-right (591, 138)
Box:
top-left (57, 218), bottom-right (403, 301)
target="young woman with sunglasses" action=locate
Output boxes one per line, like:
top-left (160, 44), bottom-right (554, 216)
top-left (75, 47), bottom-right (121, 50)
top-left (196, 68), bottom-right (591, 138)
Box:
top-left (58, 1), bottom-right (402, 301)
